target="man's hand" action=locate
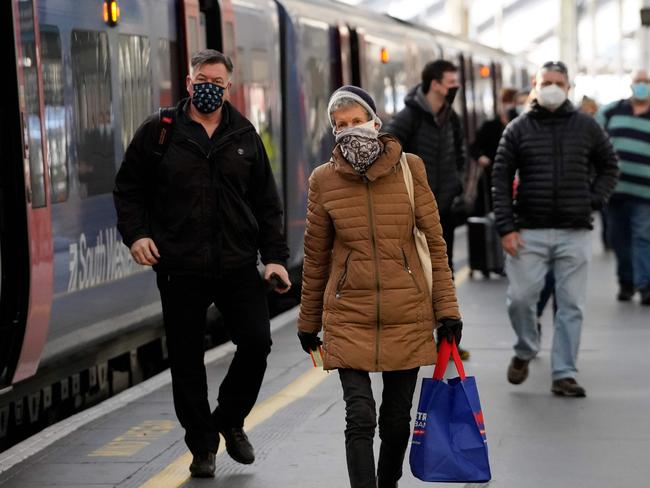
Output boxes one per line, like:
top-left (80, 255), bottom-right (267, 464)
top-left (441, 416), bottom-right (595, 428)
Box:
top-left (264, 263), bottom-right (291, 294)
top-left (501, 231), bottom-right (524, 257)
top-left (478, 155), bottom-right (491, 167)
top-left (130, 238), bottom-right (160, 266)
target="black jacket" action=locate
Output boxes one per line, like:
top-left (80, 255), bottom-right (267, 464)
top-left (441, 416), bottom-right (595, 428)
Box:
top-left (384, 84), bottom-right (466, 212)
top-left (492, 100), bottom-right (619, 236)
top-left (114, 99), bottom-right (288, 276)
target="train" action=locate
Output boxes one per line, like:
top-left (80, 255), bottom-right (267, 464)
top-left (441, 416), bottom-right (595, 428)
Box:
top-left (0, 0), bottom-right (532, 444)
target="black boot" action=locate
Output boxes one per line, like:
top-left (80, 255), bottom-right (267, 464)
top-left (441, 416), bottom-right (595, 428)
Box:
top-left (189, 452), bottom-right (215, 478)
top-left (617, 282), bottom-right (635, 301)
top-left (640, 287), bottom-right (650, 306)
top-left (213, 408), bottom-right (255, 464)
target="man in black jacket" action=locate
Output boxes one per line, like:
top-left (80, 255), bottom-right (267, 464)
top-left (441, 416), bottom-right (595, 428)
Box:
top-left (114, 49), bottom-right (290, 478)
top-left (384, 60), bottom-right (466, 271)
top-left (492, 61), bottom-right (618, 397)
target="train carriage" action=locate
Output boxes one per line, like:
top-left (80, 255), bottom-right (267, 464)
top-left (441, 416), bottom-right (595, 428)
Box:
top-left (0, 0), bottom-right (532, 445)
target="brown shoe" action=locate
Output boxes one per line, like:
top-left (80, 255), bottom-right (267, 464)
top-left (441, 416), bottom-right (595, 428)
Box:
top-left (552, 378), bottom-right (586, 397)
top-left (507, 356), bottom-right (530, 384)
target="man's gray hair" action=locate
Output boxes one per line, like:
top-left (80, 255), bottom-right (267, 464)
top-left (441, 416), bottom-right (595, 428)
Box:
top-left (328, 97), bottom-right (372, 124)
top-left (190, 49), bottom-right (234, 75)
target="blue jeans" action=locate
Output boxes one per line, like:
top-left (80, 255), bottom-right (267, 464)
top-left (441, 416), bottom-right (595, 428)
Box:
top-left (506, 229), bottom-right (592, 380)
top-left (607, 199), bottom-right (650, 290)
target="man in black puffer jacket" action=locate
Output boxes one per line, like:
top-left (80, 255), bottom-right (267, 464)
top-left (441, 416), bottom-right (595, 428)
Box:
top-left (384, 60), bottom-right (466, 271)
top-left (114, 50), bottom-right (290, 478)
top-left (493, 61), bottom-right (618, 398)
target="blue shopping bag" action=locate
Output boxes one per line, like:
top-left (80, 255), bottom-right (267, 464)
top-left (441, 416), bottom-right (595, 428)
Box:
top-left (409, 340), bottom-right (491, 483)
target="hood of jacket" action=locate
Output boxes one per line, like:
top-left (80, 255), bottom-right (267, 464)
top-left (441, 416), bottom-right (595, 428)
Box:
top-left (404, 84), bottom-right (437, 117)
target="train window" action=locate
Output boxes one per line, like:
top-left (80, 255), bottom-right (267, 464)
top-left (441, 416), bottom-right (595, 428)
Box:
top-left (158, 39), bottom-right (180, 107)
top-left (362, 37), bottom-right (407, 120)
top-left (297, 18), bottom-right (332, 170)
top-left (119, 35), bottom-right (153, 151)
top-left (40, 25), bottom-right (68, 204)
top-left (231, 1), bottom-right (284, 191)
top-left (71, 30), bottom-right (115, 198)
top-left (17, 1), bottom-right (46, 208)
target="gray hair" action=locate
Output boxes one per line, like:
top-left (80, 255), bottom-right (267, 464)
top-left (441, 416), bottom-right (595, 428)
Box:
top-left (328, 97), bottom-right (372, 124)
top-left (190, 49), bottom-right (234, 75)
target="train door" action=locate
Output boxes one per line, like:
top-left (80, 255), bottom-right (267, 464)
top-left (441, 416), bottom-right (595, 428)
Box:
top-left (0, 0), bottom-right (54, 387)
top-left (177, 0), bottom-right (234, 97)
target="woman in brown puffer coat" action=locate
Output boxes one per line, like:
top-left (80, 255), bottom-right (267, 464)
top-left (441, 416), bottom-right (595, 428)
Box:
top-left (297, 86), bottom-right (463, 488)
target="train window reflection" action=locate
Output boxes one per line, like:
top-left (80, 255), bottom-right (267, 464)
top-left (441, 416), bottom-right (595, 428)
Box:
top-left (158, 39), bottom-right (180, 107)
top-left (297, 18), bottom-right (332, 171)
top-left (19, 1), bottom-right (46, 208)
top-left (231, 2), bottom-right (283, 190)
top-left (71, 30), bottom-right (115, 198)
top-left (119, 35), bottom-right (153, 151)
top-left (40, 25), bottom-right (68, 204)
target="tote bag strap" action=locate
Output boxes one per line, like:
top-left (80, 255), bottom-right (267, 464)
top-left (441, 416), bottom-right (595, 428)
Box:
top-left (433, 340), bottom-right (466, 380)
top-left (400, 152), bottom-right (416, 215)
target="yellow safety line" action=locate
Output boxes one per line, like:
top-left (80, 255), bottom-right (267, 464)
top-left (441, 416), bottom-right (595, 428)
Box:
top-left (139, 367), bottom-right (330, 488)
top-left (139, 265), bottom-right (470, 487)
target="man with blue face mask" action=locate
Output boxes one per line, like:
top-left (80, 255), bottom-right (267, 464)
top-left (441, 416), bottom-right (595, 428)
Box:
top-left (596, 70), bottom-right (650, 306)
top-left (492, 61), bottom-right (619, 398)
top-left (114, 49), bottom-right (289, 478)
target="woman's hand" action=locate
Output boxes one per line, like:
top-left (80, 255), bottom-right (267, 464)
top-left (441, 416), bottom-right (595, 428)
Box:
top-left (297, 331), bottom-right (322, 354)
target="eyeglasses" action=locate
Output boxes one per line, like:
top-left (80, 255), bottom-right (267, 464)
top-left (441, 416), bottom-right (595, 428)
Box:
top-left (542, 61), bottom-right (568, 75)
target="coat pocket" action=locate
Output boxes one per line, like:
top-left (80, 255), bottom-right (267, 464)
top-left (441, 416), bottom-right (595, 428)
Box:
top-left (335, 250), bottom-right (353, 299)
top-left (402, 248), bottom-right (422, 294)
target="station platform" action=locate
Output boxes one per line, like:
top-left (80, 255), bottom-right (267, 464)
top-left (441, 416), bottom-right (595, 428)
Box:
top-left (0, 233), bottom-right (648, 488)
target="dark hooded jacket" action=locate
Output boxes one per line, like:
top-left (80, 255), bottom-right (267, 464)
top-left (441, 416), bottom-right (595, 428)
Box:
top-left (114, 99), bottom-right (288, 276)
top-left (492, 100), bottom-right (619, 236)
top-left (384, 84), bottom-right (466, 212)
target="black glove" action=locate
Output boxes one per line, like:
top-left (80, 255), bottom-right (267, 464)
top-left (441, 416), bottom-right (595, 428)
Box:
top-left (436, 318), bottom-right (463, 346)
top-left (297, 330), bottom-right (322, 354)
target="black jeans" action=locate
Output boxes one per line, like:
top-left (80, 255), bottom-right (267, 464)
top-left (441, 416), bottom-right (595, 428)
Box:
top-left (156, 264), bottom-right (271, 455)
top-left (439, 207), bottom-right (455, 271)
top-left (339, 368), bottom-right (420, 488)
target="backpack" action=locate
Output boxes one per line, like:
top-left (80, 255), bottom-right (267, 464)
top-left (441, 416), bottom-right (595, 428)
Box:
top-left (152, 106), bottom-right (176, 163)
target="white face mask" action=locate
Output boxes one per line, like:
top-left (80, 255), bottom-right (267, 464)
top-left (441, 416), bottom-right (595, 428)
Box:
top-left (537, 85), bottom-right (567, 110)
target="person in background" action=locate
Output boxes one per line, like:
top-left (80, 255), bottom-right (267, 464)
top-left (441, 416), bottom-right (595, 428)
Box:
top-left (298, 85), bottom-right (463, 488)
top-left (596, 70), bottom-right (650, 305)
top-left (579, 95), bottom-right (599, 116)
top-left (384, 60), bottom-right (466, 272)
top-left (114, 49), bottom-right (290, 478)
top-left (470, 87), bottom-right (519, 215)
top-left (493, 61), bottom-right (618, 397)
top-left (384, 60), bottom-right (470, 360)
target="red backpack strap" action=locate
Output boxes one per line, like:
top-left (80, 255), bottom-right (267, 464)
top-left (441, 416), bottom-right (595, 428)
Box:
top-left (153, 107), bottom-right (176, 160)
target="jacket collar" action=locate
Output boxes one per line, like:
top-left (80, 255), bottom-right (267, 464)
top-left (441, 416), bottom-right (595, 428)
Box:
top-left (528, 99), bottom-right (576, 119)
top-left (331, 134), bottom-right (402, 182)
top-left (177, 98), bottom-right (254, 137)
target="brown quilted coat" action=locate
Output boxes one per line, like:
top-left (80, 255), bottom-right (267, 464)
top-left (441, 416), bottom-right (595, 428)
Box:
top-left (298, 134), bottom-right (461, 372)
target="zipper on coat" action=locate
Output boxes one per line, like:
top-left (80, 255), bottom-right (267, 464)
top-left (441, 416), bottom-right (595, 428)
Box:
top-left (401, 248), bottom-right (422, 293)
top-left (366, 181), bottom-right (381, 370)
top-left (335, 250), bottom-right (353, 299)
top-left (551, 123), bottom-right (558, 218)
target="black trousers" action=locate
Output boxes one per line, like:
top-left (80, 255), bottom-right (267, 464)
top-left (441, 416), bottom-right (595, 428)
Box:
top-left (156, 264), bottom-right (271, 455)
top-left (339, 368), bottom-right (420, 488)
top-left (439, 207), bottom-right (455, 271)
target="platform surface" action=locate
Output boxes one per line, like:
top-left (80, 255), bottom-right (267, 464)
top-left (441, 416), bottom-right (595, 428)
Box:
top-left (0, 231), bottom-right (648, 488)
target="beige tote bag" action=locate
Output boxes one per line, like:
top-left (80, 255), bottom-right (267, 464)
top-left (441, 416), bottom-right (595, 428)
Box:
top-left (400, 153), bottom-right (433, 295)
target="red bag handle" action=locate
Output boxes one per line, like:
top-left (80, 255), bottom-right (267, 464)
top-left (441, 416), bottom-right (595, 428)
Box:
top-left (432, 339), bottom-right (466, 380)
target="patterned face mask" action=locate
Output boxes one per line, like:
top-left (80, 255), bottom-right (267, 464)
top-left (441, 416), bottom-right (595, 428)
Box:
top-left (335, 120), bottom-right (383, 174)
top-left (191, 82), bottom-right (225, 114)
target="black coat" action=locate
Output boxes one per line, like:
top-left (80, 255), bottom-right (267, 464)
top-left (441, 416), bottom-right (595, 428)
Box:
top-left (492, 100), bottom-right (619, 236)
top-left (384, 84), bottom-right (466, 212)
top-left (114, 100), bottom-right (288, 276)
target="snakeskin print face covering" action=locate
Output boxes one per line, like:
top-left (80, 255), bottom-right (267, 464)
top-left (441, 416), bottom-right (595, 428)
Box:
top-left (335, 120), bottom-right (383, 174)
